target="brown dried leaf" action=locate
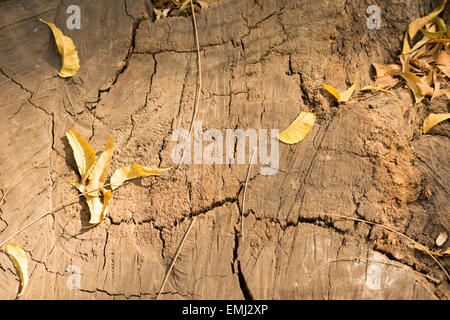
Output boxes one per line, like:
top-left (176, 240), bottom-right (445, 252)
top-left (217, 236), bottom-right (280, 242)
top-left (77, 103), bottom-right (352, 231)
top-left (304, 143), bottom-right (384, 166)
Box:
top-left (372, 63), bottom-right (402, 77)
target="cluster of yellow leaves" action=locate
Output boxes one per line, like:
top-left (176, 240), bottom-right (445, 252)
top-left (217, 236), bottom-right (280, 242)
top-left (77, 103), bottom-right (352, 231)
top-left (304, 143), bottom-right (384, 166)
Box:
top-left (371, 0), bottom-right (450, 104)
top-left (1, 131), bottom-right (170, 298)
top-left (153, 0), bottom-right (208, 19)
top-left (65, 129), bottom-right (170, 225)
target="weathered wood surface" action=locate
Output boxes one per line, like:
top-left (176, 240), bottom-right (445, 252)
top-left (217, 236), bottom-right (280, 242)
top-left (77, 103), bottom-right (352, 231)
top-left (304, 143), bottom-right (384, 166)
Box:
top-left (0, 0), bottom-right (448, 299)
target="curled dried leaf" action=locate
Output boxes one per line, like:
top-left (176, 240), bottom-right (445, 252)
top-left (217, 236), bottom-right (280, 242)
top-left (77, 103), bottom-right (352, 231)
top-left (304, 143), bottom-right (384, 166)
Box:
top-left (400, 72), bottom-right (433, 103)
top-left (2, 243), bottom-right (29, 297)
top-left (85, 195), bottom-right (104, 225)
top-left (86, 188), bottom-right (112, 224)
top-left (110, 165), bottom-right (171, 190)
top-left (39, 18), bottom-right (80, 77)
top-left (423, 113), bottom-right (450, 133)
top-left (86, 136), bottom-right (114, 197)
top-left (66, 129), bottom-right (96, 185)
top-left (278, 112), bottom-right (316, 145)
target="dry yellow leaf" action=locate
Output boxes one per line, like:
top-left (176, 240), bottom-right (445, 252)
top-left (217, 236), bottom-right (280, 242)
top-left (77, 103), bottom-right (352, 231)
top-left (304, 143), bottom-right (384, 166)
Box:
top-left (423, 113), bottom-right (450, 133)
top-left (86, 136), bottom-right (114, 197)
top-left (86, 188), bottom-right (112, 224)
top-left (2, 243), bottom-right (29, 297)
top-left (100, 188), bottom-right (113, 221)
top-left (66, 129), bottom-right (96, 185)
top-left (400, 72), bottom-right (434, 103)
top-left (414, 243), bottom-right (450, 257)
top-left (278, 112), bottom-right (316, 145)
top-left (110, 165), bottom-right (171, 190)
top-left (85, 195), bottom-right (104, 224)
top-left (360, 86), bottom-right (397, 97)
top-left (39, 18), bottom-right (80, 78)
top-left (322, 78), bottom-right (358, 104)
top-left (321, 83), bottom-right (340, 101)
top-left (339, 82), bottom-right (358, 103)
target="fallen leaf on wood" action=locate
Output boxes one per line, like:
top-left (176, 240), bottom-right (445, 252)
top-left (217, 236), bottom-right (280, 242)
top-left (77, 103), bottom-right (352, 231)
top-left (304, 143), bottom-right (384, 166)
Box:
top-left (374, 75), bottom-right (399, 88)
top-left (414, 243), bottom-right (450, 257)
top-left (422, 113), bottom-right (450, 133)
top-left (87, 188), bottom-right (112, 224)
top-left (278, 112), bottom-right (316, 144)
top-left (400, 72), bottom-right (433, 103)
top-left (39, 18), bottom-right (80, 78)
top-left (66, 129), bottom-right (96, 186)
top-left (66, 131), bottom-right (170, 225)
top-left (85, 195), bottom-right (104, 225)
top-left (86, 136), bottom-right (114, 197)
top-left (2, 243), bottom-right (29, 297)
top-left (322, 79), bottom-right (357, 104)
top-left (110, 165), bottom-right (171, 190)
top-left (373, 63), bottom-right (402, 77)
top-left (360, 86), bottom-right (397, 97)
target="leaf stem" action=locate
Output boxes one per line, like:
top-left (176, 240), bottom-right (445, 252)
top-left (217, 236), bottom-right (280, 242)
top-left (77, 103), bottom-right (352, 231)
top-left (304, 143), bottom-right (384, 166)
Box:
top-left (177, 0), bottom-right (202, 168)
top-left (156, 216), bottom-right (196, 300)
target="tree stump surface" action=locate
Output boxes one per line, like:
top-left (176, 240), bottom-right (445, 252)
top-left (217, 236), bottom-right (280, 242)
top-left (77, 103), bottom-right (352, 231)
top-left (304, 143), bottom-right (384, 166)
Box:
top-left (0, 0), bottom-right (448, 299)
